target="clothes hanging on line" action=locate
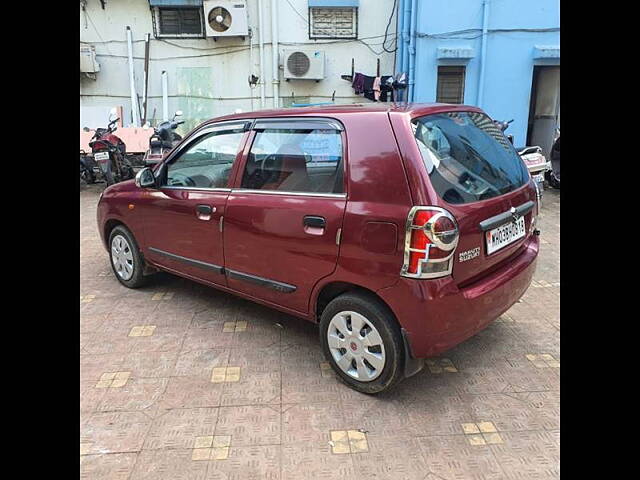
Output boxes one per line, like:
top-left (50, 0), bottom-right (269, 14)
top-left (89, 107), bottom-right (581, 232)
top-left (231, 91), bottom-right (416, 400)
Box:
top-left (352, 73), bottom-right (366, 95)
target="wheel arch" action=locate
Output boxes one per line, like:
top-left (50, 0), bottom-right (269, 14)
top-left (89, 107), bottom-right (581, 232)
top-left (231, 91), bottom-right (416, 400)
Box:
top-left (313, 280), bottom-right (425, 378)
top-left (314, 281), bottom-right (396, 324)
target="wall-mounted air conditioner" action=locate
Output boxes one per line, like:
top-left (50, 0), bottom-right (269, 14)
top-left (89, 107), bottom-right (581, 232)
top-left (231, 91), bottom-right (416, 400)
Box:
top-left (283, 50), bottom-right (326, 81)
top-left (203, 1), bottom-right (249, 38)
top-left (80, 44), bottom-right (100, 73)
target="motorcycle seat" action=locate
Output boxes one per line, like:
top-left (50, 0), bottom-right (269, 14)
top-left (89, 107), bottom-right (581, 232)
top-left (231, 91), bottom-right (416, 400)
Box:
top-left (150, 140), bottom-right (174, 149)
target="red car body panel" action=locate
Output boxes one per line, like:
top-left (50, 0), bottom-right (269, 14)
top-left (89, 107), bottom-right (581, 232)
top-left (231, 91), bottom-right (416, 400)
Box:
top-left (97, 103), bottom-right (539, 361)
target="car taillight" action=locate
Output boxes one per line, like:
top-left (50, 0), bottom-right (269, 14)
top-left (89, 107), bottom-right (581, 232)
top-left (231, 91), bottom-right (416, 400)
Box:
top-left (401, 207), bottom-right (459, 279)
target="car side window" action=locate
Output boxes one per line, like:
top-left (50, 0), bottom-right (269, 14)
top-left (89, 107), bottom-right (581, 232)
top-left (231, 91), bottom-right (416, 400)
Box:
top-left (241, 127), bottom-right (344, 194)
top-left (165, 129), bottom-right (245, 189)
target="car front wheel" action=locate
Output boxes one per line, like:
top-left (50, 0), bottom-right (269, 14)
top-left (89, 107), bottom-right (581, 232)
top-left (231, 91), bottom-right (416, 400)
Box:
top-left (109, 225), bottom-right (147, 288)
top-left (319, 292), bottom-right (404, 394)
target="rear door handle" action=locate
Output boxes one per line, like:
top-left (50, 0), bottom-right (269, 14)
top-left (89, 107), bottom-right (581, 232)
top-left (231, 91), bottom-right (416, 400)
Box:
top-left (196, 204), bottom-right (215, 215)
top-left (303, 215), bottom-right (326, 228)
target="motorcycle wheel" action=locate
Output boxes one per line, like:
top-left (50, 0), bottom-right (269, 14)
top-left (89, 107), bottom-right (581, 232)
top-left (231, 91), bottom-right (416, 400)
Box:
top-left (104, 169), bottom-right (116, 186)
top-left (545, 171), bottom-right (560, 189)
top-left (80, 164), bottom-right (95, 185)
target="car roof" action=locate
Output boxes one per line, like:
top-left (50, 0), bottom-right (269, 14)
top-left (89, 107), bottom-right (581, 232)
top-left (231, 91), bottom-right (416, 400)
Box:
top-left (203, 102), bottom-right (485, 125)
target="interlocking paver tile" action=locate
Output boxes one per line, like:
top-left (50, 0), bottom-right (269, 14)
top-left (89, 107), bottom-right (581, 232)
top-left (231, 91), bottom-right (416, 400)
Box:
top-left (206, 445), bottom-right (280, 479)
top-left (130, 449), bottom-right (208, 480)
top-left (417, 435), bottom-right (505, 479)
top-left (144, 408), bottom-right (219, 450)
top-left (157, 376), bottom-right (224, 410)
top-left (489, 430), bottom-right (560, 478)
top-left (173, 349), bottom-right (230, 378)
top-left (121, 351), bottom-right (178, 378)
top-left (80, 453), bottom-right (138, 480)
top-left (282, 443), bottom-right (355, 480)
top-left (97, 377), bottom-right (168, 414)
top-left (81, 411), bottom-right (152, 454)
top-left (210, 366), bottom-right (241, 383)
top-left (80, 185), bottom-right (560, 479)
top-left (215, 405), bottom-right (280, 446)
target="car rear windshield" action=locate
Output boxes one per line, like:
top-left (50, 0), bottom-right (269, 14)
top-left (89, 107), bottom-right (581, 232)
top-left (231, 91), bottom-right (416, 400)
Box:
top-left (412, 111), bottom-right (529, 205)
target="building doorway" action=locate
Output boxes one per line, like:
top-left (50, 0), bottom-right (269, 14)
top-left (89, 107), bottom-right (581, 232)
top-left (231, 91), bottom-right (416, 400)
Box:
top-left (526, 65), bottom-right (560, 157)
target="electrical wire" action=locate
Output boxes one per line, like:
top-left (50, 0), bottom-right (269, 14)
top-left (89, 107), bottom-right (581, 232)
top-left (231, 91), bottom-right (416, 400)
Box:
top-left (382, 0), bottom-right (398, 53)
top-left (284, 0), bottom-right (308, 23)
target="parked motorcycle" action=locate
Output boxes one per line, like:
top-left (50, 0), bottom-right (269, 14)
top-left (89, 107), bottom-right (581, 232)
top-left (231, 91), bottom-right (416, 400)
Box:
top-left (142, 111), bottom-right (184, 167)
top-left (545, 132), bottom-right (560, 189)
top-left (494, 118), bottom-right (515, 144)
top-left (80, 150), bottom-right (95, 185)
top-left (86, 109), bottom-right (135, 186)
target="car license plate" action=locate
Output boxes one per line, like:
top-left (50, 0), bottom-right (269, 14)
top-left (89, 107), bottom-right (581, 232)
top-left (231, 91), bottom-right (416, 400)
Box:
top-left (486, 216), bottom-right (526, 255)
top-left (94, 151), bottom-right (110, 162)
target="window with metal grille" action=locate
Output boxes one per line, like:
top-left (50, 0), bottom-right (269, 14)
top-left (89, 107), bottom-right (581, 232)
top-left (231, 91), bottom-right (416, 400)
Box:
top-left (153, 7), bottom-right (204, 38)
top-left (309, 7), bottom-right (357, 39)
top-left (436, 66), bottom-right (466, 104)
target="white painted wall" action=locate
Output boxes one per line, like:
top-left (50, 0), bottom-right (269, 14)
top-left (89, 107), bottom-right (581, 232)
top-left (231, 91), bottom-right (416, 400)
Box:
top-left (80, 0), bottom-right (397, 132)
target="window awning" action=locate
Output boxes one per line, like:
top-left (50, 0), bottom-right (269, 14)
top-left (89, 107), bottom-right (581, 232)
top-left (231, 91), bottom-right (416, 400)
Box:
top-left (533, 45), bottom-right (560, 59)
top-left (309, 0), bottom-right (359, 7)
top-left (149, 0), bottom-right (202, 7)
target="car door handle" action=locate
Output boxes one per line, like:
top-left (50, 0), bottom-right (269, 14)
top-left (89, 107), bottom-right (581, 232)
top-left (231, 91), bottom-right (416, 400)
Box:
top-left (196, 204), bottom-right (215, 215)
top-left (303, 215), bottom-right (326, 228)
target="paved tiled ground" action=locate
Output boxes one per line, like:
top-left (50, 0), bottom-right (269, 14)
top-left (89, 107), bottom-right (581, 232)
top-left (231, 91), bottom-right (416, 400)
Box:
top-left (80, 184), bottom-right (559, 479)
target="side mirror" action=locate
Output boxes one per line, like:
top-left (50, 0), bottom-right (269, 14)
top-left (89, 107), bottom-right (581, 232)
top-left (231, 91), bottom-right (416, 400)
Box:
top-left (172, 110), bottom-right (183, 120)
top-left (109, 107), bottom-right (118, 122)
top-left (135, 167), bottom-right (156, 189)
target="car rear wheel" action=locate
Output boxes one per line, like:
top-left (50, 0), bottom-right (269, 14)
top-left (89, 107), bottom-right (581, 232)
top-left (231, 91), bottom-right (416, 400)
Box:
top-left (109, 225), bottom-right (147, 288)
top-left (319, 292), bottom-right (404, 394)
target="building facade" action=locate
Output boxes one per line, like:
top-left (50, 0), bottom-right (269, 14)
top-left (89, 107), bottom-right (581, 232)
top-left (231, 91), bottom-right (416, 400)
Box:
top-left (396, 0), bottom-right (560, 152)
top-left (80, 0), bottom-right (397, 132)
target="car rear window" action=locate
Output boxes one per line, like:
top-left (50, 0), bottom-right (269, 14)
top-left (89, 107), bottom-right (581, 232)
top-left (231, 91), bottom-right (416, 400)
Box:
top-left (412, 111), bottom-right (529, 204)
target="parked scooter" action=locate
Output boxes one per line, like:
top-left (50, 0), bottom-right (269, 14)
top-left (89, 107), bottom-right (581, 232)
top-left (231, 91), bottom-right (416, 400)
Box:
top-left (142, 111), bottom-right (184, 167)
top-left (545, 131), bottom-right (560, 189)
top-left (86, 109), bottom-right (135, 186)
top-left (495, 119), bottom-right (549, 192)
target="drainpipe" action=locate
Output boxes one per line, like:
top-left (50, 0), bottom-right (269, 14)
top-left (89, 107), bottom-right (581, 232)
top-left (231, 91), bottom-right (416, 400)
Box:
top-left (397, 0), bottom-right (405, 77)
top-left (161, 70), bottom-right (169, 121)
top-left (402, 0), bottom-right (411, 75)
top-left (408, 0), bottom-right (417, 102)
top-left (271, 0), bottom-right (280, 108)
top-left (126, 26), bottom-right (140, 127)
top-left (477, 0), bottom-right (490, 107)
top-left (257, 0), bottom-right (266, 109)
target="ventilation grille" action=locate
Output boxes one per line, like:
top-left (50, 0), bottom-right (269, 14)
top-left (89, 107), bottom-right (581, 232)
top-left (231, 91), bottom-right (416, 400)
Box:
top-left (287, 52), bottom-right (311, 77)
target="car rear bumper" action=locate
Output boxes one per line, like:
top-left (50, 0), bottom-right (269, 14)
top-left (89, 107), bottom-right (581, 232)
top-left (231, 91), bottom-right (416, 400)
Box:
top-left (379, 234), bottom-right (539, 358)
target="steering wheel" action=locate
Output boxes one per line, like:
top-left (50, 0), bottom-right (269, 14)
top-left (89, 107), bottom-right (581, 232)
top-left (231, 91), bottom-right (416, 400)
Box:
top-left (167, 172), bottom-right (195, 187)
top-left (260, 153), bottom-right (279, 173)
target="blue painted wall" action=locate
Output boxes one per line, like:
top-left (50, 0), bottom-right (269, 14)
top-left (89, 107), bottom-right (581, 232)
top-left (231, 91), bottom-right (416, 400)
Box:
top-left (398, 0), bottom-right (559, 146)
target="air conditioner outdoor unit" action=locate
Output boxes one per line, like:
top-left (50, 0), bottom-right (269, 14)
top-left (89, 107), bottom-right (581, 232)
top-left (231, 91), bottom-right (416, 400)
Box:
top-left (80, 44), bottom-right (100, 73)
top-left (283, 50), bottom-right (326, 81)
top-left (203, 1), bottom-right (248, 38)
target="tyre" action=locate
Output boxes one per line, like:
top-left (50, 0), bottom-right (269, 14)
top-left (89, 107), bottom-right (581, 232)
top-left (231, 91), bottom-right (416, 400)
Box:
top-left (319, 291), bottom-right (404, 394)
top-left (104, 168), bottom-right (115, 186)
top-left (80, 163), bottom-right (94, 185)
top-left (108, 225), bottom-right (147, 288)
top-left (545, 170), bottom-right (560, 189)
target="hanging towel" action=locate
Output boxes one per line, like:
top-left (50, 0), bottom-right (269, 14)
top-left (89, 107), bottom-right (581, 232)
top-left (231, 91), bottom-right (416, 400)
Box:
top-left (373, 77), bottom-right (381, 101)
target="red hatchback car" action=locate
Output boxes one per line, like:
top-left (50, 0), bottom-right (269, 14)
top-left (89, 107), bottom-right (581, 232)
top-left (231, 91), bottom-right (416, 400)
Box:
top-left (97, 103), bottom-right (540, 393)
